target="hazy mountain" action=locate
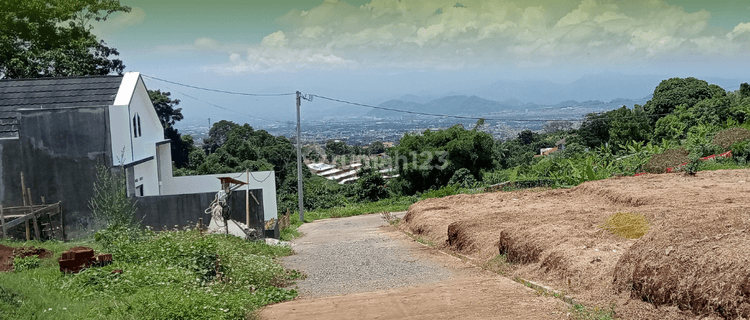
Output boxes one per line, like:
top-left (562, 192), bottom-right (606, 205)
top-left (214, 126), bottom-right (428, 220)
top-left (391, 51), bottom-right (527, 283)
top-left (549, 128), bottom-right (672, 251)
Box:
top-left (365, 94), bottom-right (651, 119)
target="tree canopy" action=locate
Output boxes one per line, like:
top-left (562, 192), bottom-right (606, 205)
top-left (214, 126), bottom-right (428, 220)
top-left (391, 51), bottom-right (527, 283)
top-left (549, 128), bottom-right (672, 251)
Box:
top-left (0, 0), bottom-right (130, 78)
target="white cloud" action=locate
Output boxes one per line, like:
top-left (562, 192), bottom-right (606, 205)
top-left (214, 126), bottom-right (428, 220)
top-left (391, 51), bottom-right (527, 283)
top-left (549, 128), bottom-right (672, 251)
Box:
top-left (727, 22), bottom-right (750, 40)
top-left (211, 0), bottom-right (750, 73)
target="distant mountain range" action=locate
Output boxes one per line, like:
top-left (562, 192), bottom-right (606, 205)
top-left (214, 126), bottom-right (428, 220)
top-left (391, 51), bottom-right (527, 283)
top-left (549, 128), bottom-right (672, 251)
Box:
top-left (363, 94), bottom-right (651, 119)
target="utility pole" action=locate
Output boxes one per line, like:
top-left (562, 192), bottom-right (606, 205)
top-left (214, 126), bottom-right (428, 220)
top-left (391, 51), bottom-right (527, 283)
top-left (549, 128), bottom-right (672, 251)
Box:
top-left (296, 92), bottom-right (304, 222)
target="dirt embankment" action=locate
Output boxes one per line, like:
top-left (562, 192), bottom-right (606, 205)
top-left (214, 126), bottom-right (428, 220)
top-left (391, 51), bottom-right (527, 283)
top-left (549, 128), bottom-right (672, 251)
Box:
top-left (400, 169), bottom-right (750, 319)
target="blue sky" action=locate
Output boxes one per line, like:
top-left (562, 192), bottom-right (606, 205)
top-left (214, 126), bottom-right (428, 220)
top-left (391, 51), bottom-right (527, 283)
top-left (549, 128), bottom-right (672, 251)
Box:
top-left (93, 0), bottom-right (750, 126)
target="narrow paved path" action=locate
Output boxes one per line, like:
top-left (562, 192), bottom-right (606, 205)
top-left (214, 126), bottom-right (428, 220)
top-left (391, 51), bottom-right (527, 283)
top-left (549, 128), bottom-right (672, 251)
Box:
top-left (261, 213), bottom-right (568, 320)
top-left (277, 213), bottom-right (452, 297)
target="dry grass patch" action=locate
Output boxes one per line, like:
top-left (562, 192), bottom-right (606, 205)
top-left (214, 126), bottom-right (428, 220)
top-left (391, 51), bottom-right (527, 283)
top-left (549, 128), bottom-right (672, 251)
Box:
top-left (601, 212), bottom-right (649, 239)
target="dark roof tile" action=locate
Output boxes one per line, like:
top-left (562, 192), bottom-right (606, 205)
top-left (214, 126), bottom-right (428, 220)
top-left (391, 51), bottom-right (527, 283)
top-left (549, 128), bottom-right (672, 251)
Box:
top-left (0, 75), bottom-right (124, 111)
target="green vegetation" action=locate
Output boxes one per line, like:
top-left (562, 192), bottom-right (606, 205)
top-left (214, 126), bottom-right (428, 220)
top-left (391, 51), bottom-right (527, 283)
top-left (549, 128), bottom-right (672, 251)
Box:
top-left (569, 303), bottom-right (617, 320)
top-left (482, 254), bottom-right (511, 275)
top-left (0, 229), bottom-right (298, 320)
top-left (0, 0), bottom-right (130, 78)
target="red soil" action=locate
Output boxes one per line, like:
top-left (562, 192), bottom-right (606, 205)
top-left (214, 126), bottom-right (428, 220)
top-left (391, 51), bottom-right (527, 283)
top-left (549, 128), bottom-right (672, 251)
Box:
top-left (0, 244), bottom-right (52, 272)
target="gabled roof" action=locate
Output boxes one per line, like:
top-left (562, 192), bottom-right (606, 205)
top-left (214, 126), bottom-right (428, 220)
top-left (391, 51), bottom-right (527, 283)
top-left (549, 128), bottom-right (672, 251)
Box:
top-left (0, 75), bottom-right (124, 112)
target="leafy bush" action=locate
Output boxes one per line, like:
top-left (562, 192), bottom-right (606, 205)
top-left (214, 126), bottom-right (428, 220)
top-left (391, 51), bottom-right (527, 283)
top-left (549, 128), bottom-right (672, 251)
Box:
top-left (643, 148), bottom-right (689, 173)
top-left (715, 127), bottom-right (750, 150)
top-left (12, 256), bottom-right (40, 273)
top-left (731, 140), bottom-right (750, 162)
top-left (448, 168), bottom-right (477, 188)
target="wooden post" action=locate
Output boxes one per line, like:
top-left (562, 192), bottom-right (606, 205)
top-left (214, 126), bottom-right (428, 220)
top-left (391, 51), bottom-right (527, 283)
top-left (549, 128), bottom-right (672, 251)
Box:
top-left (21, 172), bottom-right (29, 241)
top-left (1, 205), bottom-right (5, 239)
top-left (28, 188), bottom-right (40, 240)
top-left (59, 202), bottom-right (65, 241)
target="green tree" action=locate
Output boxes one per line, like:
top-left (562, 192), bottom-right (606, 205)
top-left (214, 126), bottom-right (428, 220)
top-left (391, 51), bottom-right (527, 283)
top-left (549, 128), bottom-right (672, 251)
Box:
top-left (390, 125), bottom-right (493, 194)
top-left (577, 112), bottom-right (610, 148)
top-left (355, 167), bottom-right (387, 202)
top-left (148, 90), bottom-right (190, 167)
top-left (740, 83), bottom-right (750, 98)
top-left (203, 120), bottom-right (238, 153)
top-left (325, 140), bottom-right (349, 156)
top-left (518, 130), bottom-right (534, 145)
top-left (0, 0), bottom-right (130, 78)
top-left (644, 77), bottom-right (717, 123)
top-left (369, 141), bottom-right (386, 154)
top-left (607, 105), bottom-right (652, 150)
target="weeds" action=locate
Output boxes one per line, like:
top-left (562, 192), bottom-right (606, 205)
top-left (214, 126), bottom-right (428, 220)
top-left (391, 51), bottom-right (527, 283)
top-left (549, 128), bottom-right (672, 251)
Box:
top-left (569, 303), bottom-right (616, 320)
top-left (482, 254), bottom-right (512, 275)
top-left (11, 256), bottom-right (40, 273)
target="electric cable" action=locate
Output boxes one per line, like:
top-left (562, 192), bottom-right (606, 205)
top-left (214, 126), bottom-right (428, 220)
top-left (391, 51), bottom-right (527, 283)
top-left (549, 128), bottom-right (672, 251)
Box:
top-left (142, 74), bottom-right (296, 97)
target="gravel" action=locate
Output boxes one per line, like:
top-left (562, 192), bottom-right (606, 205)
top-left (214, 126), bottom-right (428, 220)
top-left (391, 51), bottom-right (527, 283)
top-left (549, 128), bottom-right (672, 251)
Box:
top-left (279, 213), bottom-right (452, 297)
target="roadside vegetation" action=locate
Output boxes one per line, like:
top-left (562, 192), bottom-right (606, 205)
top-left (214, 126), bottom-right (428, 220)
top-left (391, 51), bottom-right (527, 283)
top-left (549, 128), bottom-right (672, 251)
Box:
top-left (0, 162), bottom-right (299, 320)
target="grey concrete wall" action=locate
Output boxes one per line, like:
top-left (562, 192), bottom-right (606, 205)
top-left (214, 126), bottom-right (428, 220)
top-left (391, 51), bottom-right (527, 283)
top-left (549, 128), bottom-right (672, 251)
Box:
top-left (0, 107), bottom-right (111, 238)
top-left (133, 189), bottom-right (265, 233)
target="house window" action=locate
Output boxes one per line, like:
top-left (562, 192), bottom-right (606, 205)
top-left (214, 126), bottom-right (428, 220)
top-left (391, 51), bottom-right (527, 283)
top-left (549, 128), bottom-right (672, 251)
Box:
top-left (136, 185), bottom-right (144, 197)
top-left (132, 114), bottom-right (142, 138)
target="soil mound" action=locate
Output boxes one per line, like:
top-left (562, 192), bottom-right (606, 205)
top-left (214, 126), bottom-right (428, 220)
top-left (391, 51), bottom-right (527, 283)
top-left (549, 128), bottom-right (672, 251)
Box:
top-left (399, 169), bottom-right (750, 319)
top-left (613, 208), bottom-right (750, 318)
top-left (0, 244), bottom-right (52, 272)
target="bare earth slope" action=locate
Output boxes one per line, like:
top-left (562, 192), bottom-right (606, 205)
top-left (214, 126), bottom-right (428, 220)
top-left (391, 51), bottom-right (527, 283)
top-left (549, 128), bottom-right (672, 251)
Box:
top-left (400, 169), bottom-right (750, 319)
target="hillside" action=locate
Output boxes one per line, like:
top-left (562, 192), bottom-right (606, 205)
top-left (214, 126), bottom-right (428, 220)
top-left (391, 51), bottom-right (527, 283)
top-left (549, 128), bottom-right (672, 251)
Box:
top-left (364, 94), bottom-right (650, 118)
top-left (399, 169), bottom-right (750, 319)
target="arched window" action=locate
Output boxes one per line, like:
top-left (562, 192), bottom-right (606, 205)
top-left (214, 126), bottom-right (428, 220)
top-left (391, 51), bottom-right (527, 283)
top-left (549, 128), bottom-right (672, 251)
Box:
top-left (132, 113), bottom-right (142, 138)
top-left (133, 114), bottom-right (138, 138)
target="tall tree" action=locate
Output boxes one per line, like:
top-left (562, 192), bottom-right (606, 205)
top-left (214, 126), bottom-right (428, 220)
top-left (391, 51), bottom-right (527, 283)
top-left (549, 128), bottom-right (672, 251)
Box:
top-left (644, 77), bottom-right (717, 123)
top-left (0, 0), bottom-right (130, 78)
top-left (148, 90), bottom-right (189, 167)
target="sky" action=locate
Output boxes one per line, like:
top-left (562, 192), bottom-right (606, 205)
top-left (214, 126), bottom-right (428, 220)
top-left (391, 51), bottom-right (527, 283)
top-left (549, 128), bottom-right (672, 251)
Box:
top-left (92, 0), bottom-right (750, 127)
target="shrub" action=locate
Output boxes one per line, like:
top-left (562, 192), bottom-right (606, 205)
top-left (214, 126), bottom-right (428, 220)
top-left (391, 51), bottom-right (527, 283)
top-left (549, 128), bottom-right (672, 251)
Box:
top-left (89, 164), bottom-right (138, 228)
top-left (731, 140), bottom-right (750, 162)
top-left (448, 168), bottom-right (477, 188)
top-left (643, 148), bottom-right (689, 173)
top-left (712, 127), bottom-right (750, 150)
top-left (601, 212), bottom-right (649, 239)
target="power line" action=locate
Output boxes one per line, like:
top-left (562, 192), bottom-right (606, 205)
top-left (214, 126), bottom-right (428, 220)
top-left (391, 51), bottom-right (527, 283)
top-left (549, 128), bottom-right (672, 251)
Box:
top-left (154, 83), bottom-right (285, 124)
top-left (141, 74), bottom-right (297, 97)
top-left (138, 75), bottom-right (681, 122)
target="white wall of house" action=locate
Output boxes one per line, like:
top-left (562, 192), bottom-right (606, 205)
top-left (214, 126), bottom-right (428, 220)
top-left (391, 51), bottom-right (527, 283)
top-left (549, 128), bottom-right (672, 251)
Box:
top-left (132, 159), bottom-right (159, 196)
top-left (161, 172), bottom-right (277, 221)
top-left (129, 77), bottom-right (163, 162)
top-left (155, 142), bottom-right (278, 221)
top-left (110, 72), bottom-right (163, 164)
